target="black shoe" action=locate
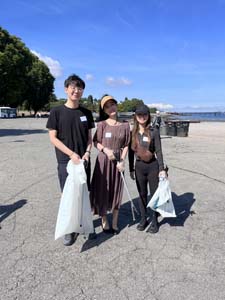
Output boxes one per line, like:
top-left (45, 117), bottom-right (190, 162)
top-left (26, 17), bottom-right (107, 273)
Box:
top-left (102, 227), bottom-right (113, 234)
top-left (146, 220), bottom-right (159, 234)
top-left (112, 227), bottom-right (120, 235)
top-left (63, 232), bottom-right (79, 246)
top-left (136, 220), bottom-right (148, 231)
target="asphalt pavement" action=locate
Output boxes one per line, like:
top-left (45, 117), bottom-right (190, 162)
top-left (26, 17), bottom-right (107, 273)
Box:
top-left (0, 118), bottom-right (225, 300)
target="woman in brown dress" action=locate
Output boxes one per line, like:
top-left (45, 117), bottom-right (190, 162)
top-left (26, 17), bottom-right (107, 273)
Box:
top-left (90, 95), bottom-right (130, 234)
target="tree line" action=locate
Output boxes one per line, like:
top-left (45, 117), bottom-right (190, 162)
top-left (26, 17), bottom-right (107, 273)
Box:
top-left (49, 95), bottom-right (153, 113)
top-left (0, 27), bottom-right (156, 114)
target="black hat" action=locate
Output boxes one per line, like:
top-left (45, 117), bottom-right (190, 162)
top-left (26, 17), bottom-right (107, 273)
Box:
top-left (135, 104), bottom-right (150, 114)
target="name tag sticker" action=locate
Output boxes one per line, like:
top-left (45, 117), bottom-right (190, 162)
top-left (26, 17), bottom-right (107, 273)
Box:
top-left (105, 132), bottom-right (112, 138)
top-left (143, 136), bottom-right (149, 142)
top-left (80, 116), bottom-right (87, 122)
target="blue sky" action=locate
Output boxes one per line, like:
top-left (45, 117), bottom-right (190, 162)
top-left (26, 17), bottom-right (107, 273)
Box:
top-left (1, 0), bottom-right (225, 112)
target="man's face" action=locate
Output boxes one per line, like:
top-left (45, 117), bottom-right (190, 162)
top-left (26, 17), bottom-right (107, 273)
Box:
top-left (65, 82), bottom-right (83, 101)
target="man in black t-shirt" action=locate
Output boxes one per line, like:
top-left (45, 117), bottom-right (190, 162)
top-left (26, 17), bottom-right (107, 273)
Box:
top-left (46, 74), bottom-right (95, 246)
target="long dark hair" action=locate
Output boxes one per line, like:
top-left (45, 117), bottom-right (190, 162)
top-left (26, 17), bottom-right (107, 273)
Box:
top-left (131, 113), bottom-right (151, 150)
top-left (98, 94), bottom-right (118, 121)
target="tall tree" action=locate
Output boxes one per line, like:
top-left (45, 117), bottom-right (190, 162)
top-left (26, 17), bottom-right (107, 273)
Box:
top-left (0, 27), bottom-right (32, 106)
top-left (0, 27), bottom-right (54, 111)
top-left (24, 57), bottom-right (54, 114)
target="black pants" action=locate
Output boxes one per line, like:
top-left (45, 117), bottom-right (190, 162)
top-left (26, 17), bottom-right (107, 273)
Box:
top-left (57, 160), bottom-right (91, 192)
top-left (135, 159), bottom-right (159, 220)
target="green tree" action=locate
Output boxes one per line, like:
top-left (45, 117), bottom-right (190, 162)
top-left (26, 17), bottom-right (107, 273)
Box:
top-left (49, 93), bottom-right (58, 102)
top-left (87, 95), bottom-right (93, 105)
top-left (80, 95), bottom-right (96, 111)
top-left (118, 97), bottom-right (144, 112)
top-left (24, 57), bottom-right (54, 114)
top-left (0, 27), bottom-right (32, 107)
top-left (149, 107), bottom-right (157, 113)
top-left (49, 99), bottom-right (66, 110)
top-left (0, 27), bottom-right (54, 112)
top-left (93, 98), bottom-right (100, 112)
top-left (42, 93), bottom-right (58, 111)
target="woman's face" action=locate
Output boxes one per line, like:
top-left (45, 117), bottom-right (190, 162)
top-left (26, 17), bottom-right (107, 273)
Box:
top-left (104, 100), bottom-right (117, 117)
top-left (136, 113), bottom-right (149, 126)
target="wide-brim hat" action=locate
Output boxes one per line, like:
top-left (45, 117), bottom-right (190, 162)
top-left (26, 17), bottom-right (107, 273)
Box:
top-left (135, 104), bottom-right (150, 114)
top-left (101, 95), bottom-right (116, 109)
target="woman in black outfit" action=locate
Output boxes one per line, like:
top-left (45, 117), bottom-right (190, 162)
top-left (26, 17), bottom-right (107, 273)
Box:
top-left (129, 105), bottom-right (167, 233)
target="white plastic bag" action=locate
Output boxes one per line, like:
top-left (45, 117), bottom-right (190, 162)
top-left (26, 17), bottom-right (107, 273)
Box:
top-left (55, 160), bottom-right (94, 240)
top-left (147, 178), bottom-right (176, 218)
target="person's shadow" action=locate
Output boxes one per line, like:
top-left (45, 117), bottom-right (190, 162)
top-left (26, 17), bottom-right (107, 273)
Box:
top-left (80, 197), bottom-right (140, 252)
top-left (81, 192), bottom-right (196, 252)
top-left (0, 199), bottom-right (27, 228)
top-left (158, 192), bottom-right (196, 227)
top-left (0, 129), bottom-right (47, 137)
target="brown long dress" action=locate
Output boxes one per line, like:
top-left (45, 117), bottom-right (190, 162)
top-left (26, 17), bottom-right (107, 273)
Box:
top-left (90, 121), bottom-right (130, 216)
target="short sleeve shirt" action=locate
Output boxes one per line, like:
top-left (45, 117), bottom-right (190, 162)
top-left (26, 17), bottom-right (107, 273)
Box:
top-left (46, 104), bottom-right (95, 163)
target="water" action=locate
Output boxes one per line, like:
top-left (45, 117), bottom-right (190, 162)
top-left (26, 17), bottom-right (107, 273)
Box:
top-left (169, 112), bottom-right (225, 122)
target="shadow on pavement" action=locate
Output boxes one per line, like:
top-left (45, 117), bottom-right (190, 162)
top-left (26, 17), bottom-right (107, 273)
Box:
top-left (159, 192), bottom-right (196, 227)
top-left (80, 197), bottom-right (140, 252)
top-left (0, 129), bottom-right (47, 137)
top-left (81, 192), bottom-right (195, 251)
top-left (0, 199), bottom-right (28, 226)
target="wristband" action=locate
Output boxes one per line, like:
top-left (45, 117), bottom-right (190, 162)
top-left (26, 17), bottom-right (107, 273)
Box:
top-left (86, 151), bottom-right (91, 154)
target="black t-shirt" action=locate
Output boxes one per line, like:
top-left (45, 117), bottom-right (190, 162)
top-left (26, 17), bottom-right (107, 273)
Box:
top-left (46, 104), bottom-right (95, 163)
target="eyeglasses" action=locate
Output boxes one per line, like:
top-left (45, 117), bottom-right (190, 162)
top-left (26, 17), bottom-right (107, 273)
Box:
top-left (68, 85), bottom-right (83, 92)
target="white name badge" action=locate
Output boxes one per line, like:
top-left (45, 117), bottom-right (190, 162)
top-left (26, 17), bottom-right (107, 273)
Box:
top-left (105, 132), bottom-right (112, 138)
top-left (80, 116), bottom-right (87, 122)
top-left (143, 136), bottom-right (149, 142)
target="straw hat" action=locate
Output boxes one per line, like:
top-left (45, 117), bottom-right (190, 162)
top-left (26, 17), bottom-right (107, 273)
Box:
top-left (100, 95), bottom-right (116, 109)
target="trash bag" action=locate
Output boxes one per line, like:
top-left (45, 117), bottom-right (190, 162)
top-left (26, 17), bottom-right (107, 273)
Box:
top-left (147, 178), bottom-right (176, 218)
top-left (55, 160), bottom-right (94, 240)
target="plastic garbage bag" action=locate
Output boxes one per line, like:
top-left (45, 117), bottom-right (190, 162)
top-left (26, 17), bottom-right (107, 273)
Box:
top-left (147, 178), bottom-right (176, 218)
top-left (55, 160), bottom-right (94, 240)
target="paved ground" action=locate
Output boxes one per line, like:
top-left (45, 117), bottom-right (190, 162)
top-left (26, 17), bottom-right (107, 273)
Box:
top-left (0, 118), bottom-right (225, 300)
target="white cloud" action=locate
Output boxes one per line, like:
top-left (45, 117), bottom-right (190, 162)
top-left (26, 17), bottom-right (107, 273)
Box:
top-left (31, 50), bottom-right (63, 78)
top-left (106, 77), bottom-right (132, 87)
top-left (147, 103), bottom-right (174, 111)
top-left (85, 73), bottom-right (94, 81)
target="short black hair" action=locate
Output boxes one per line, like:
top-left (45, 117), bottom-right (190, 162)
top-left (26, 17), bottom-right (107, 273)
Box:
top-left (64, 74), bottom-right (85, 89)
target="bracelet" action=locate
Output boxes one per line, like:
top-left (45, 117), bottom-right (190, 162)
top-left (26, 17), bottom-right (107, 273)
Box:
top-left (120, 159), bottom-right (124, 162)
top-left (69, 152), bottom-right (74, 158)
top-left (86, 150), bottom-right (91, 154)
top-left (101, 147), bottom-right (104, 152)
